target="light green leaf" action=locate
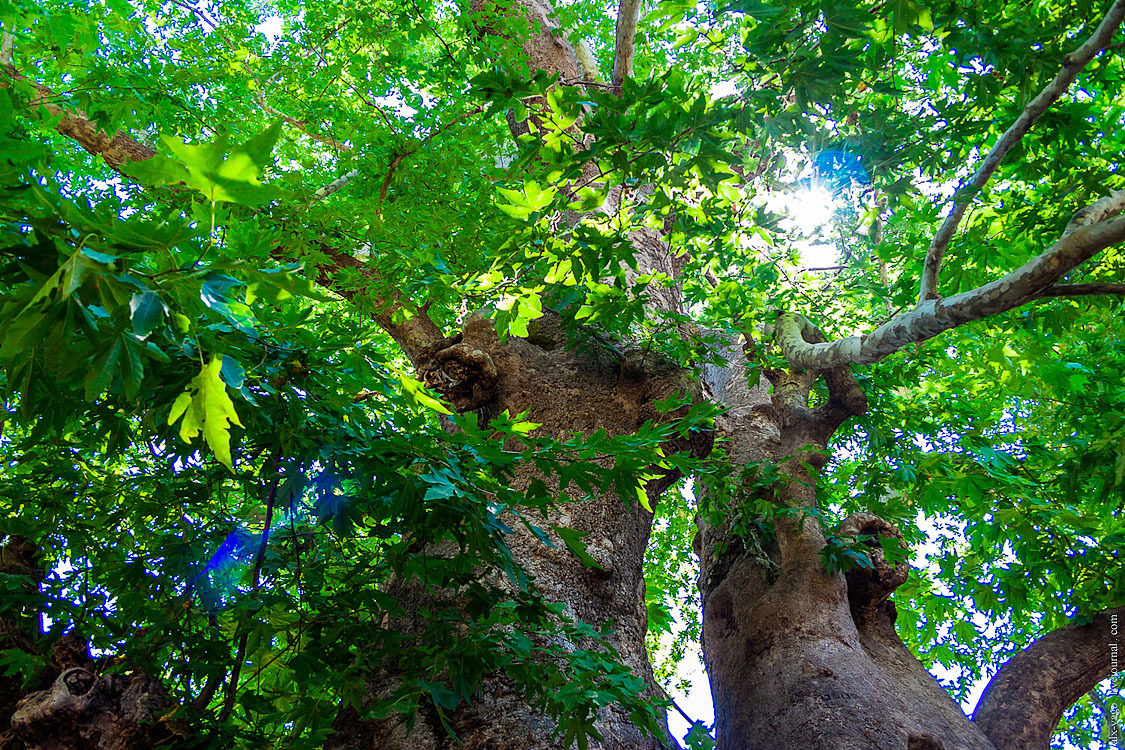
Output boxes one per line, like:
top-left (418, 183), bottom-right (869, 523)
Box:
top-left (167, 355), bottom-right (244, 470)
top-left (398, 374), bottom-right (453, 415)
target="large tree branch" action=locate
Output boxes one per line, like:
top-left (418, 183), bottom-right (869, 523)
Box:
top-left (611, 0), bottom-right (643, 93)
top-left (1, 65), bottom-right (446, 362)
top-left (971, 606), bottom-right (1125, 750)
top-left (917, 0), bottom-right (1125, 302)
top-left (777, 211), bottom-right (1125, 368)
top-left (2, 64), bottom-right (159, 166)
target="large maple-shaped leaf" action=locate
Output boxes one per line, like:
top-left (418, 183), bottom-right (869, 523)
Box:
top-left (124, 121), bottom-right (283, 206)
top-left (168, 355), bottom-right (244, 470)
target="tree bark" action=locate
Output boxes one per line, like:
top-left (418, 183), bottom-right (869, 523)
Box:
top-left (696, 344), bottom-right (999, 750)
top-left (6, 0), bottom-right (1123, 747)
top-left (973, 606), bottom-right (1125, 750)
top-left (326, 312), bottom-right (706, 749)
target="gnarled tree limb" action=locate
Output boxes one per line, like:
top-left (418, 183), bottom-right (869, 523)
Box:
top-left (972, 606), bottom-right (1125, 750)
top-left (917, 0), bottom-right (1125, 302)
top-left (777, 211), bottom-right (1125, 368)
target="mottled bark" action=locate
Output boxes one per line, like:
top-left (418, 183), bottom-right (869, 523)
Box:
top-left (972, 606), bottom-right (1125, 750)
top-left (611, 0), bottom-right (643, 93)
top-left (696, 343), bottom-right (998, 750)
top-left (777, 212), bottom-right (1125, 369)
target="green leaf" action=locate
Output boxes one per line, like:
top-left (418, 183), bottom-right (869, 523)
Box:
top-left (124, 123), bottom-right (283, 206)
top-left (167, 355), bottom-right (244, 470)
top-left (398, 375), bottom-right (453, 415)
top-left (129, 290), bottom-right (167, 338)
top-left (552, 525), bottom-right (604, 570)
top-left (83, 337), bottom-right (124, 400)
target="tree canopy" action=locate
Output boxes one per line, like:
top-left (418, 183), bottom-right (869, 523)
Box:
top-left (1, 0), bottom-right (1123, 748)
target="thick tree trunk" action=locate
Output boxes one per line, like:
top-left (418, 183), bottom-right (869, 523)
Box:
top-left (696, 347), bottom-right (997, 750)
top-left (328, 312), bottom-right (704, 749)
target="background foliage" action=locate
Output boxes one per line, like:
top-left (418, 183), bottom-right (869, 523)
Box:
top-left (1, 0), bottom-right (1123, 747)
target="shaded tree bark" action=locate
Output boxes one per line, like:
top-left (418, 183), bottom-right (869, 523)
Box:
top-left (325, 311), bottom-right (707, 750)
top-left (973, 606), bottom-right (1125, 750)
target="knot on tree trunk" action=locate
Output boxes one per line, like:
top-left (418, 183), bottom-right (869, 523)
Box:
top-left (837, 512), bottom-right (909, 622)
top-left (417, 333), bottom-right (499, 412)
top-left (11, 668), bottom-right (171, 750)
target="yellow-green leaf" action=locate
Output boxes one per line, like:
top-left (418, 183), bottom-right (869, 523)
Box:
top-left (399, 375), bottom-right (453, 415)
top-left (167, 355), bottom-right (244, 470)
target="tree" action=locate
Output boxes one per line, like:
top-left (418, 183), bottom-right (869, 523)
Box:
top-left (0, 0), bottom-right (1123, 747)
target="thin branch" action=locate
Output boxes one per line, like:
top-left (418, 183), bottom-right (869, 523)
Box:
top-left (776, 208), bottom-right (1125, 368)
top-left (971, 606), bottom-right (1125, 750)
top-left (190, 614), bottom-right (224, 713)
top-left (799, 265), bottom-right (849, 273)
top-left (611, 0), bottom-right (643, 93)
top-left (411, 0), bottom-right (458, 65)
top-left (377, 153), bottom-right (406, 212)
top-left (1037, 281), bottom-right (1125, 297)
top-left (917, 0), bottom-right (1125, 302)
top-left (255, 92), bottom-right (352, 152)
top-left (219, 454), bottom-right (283, 724)
top-left (1088, 687), bottom-right (1123, 744)
top-left (308, 105), bottom-right (485, 209)
top-left (167, 0), bottom-right (221, 32)
top-left (669, 696), bottom-right (705, 729)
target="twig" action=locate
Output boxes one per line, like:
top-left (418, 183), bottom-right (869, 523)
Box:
top-left (311, 104), bottom-right (485, 210)
top-left (255, 91), bottom-right (352, 152)
top-left (1088, 687), bottom-right (1123, 743)
top-left (168, 0), bottom-right (220, 32)
top-left (411, 0), bottom-right (457, 65)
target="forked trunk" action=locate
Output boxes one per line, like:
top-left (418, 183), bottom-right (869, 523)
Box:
top-left (697, 351), bottom-right (997, 750)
